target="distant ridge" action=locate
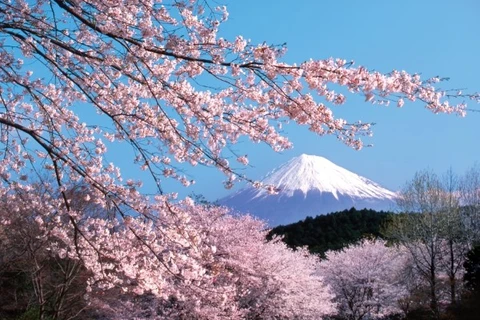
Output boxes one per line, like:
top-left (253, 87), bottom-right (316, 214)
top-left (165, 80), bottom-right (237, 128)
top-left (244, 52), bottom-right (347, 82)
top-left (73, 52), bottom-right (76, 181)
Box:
top-left (219, 154), bottom-right (397, 226)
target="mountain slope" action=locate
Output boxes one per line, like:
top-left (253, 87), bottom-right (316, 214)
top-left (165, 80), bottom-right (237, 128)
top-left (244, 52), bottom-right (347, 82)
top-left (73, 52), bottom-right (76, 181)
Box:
top-left (219, 154), bottom-right (397, 226)
top-left (267, 207), bottom-right (393, 256)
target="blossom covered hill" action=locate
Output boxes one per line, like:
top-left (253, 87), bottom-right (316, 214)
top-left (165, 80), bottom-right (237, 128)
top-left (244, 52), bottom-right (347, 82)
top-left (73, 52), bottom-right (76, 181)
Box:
top-left (220, 154), bottom-right (397, 226)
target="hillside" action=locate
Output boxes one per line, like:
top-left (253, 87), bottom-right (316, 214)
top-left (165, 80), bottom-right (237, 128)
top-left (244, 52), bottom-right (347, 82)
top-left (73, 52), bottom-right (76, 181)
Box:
top-left (267, 208), bottom-right (393, 256)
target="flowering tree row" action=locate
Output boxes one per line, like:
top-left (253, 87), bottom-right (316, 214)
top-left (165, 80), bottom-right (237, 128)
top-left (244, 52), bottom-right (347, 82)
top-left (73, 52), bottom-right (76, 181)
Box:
top-left (0, 184), bottom-right (335, 319)
top-left (2, 181), bottom-right (477, 319)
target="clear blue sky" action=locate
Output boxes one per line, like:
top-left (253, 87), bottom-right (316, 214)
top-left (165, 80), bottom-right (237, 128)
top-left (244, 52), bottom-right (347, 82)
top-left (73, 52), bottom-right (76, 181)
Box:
top-left (115, 1), bottom-right (479, 201)
top-left (178, 0), bottom-right (480, 201)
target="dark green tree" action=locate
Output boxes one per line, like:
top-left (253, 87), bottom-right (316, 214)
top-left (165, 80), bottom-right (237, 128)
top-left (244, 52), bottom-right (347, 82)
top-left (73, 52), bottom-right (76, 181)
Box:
top-left (267, 208), bottom-right (393, 256)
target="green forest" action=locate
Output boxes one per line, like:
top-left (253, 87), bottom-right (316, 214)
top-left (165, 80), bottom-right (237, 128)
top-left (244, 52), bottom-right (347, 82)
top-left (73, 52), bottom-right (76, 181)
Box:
top-left (267, 207), bottom-right (392, 256)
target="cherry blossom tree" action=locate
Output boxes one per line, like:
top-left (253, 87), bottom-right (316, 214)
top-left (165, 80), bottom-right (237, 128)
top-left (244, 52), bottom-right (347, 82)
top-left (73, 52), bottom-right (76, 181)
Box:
top-left (203, 213), bottom-right (335, 319)
top-left (385, 172), bottom-right (449, 318)
top-left (385, 170), bottom-right (473, 317)
top-left (84, 205), bottom-right (335, 319)
top-left (439, 169), bottom-right (471, 305)
top-left (318, 239), bottom-right (408, 320)
top-left (0, 182), bottom-right (335, 319)
top-left (0, 0), bottom-right (477, 216)
top-left (0, 183), bottom-right (92, 319)
top-left (0, 0), bottom-right (479, 317)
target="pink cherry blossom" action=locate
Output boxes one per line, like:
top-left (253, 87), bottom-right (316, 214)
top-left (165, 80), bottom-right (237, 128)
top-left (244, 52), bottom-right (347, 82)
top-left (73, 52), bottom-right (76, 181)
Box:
top-left (0, 1), bottom-right (478, 317)
top-left (319, 239), bottom-right (408, 320)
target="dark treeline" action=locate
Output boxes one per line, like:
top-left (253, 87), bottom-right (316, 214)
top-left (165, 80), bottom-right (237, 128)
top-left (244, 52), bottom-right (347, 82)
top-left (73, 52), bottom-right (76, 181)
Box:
top-left (267, 207), bottom-right (393, 256)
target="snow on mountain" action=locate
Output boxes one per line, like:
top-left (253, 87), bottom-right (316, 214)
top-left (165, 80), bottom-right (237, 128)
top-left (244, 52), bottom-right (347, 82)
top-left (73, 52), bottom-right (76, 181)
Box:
top-left (219, 154), bottom-right (397, 226)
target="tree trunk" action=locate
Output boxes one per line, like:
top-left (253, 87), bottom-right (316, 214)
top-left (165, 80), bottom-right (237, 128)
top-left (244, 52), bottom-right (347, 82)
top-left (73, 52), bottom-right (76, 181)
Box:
top-left (430, 243), bottom-right (440, 319)
top-left (449, 239), bottom-right (457, 304)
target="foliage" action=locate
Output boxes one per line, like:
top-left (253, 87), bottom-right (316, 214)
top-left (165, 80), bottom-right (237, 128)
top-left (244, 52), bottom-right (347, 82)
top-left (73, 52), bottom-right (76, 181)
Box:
top-left (459, 164), bottom-right (480, 242)
top-left (319, 239), bottom-right (407, 320)
top-left (0, 0), bottom-right (478, 318)
top-left (268, 208), bottom-right (392, 256)
top-left (0, 0), bottom-right (475, 225)
top-left (0, 184), bottom-right (91, 320)
top-left (383, 169), bottom-right (479, 319)
top-left (0, 185), bottom-right (335, 319)
top-left (463, 244), bottom-right (480, 293)
top-left (439, 245), bottom-right (480, 320)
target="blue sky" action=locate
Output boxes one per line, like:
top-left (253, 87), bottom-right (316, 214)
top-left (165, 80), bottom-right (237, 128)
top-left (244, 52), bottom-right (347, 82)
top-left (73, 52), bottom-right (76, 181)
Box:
top-left (53, 1), bottom-right (479, 201)
top-left (177, 0), bottom-right (480, 200)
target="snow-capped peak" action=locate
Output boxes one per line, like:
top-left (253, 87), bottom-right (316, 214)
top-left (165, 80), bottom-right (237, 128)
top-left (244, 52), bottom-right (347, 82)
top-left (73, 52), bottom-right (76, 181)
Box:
top-left (220, 154), bottom-right (398, 226)
top-left (254, 154), bottom-right (396, 200)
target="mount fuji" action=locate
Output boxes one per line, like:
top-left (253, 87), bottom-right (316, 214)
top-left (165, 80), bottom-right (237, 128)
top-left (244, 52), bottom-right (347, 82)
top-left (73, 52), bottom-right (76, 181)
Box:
top-left (219, 154), bottom-right (397, 226)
